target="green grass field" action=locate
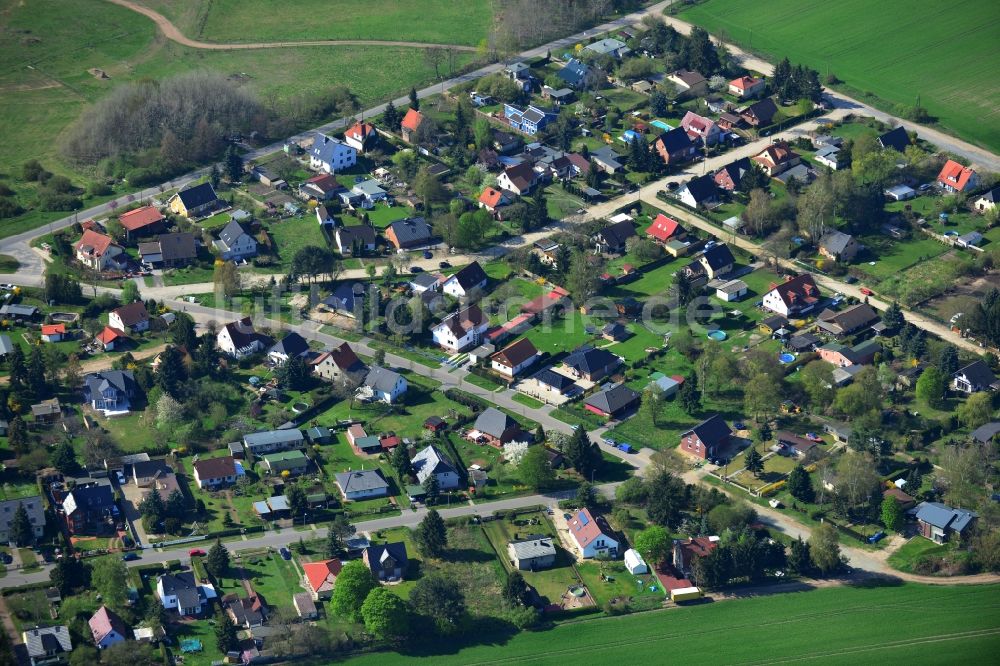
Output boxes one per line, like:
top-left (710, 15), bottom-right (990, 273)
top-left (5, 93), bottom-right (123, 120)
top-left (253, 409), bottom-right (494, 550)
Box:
top-left (142, 0), bottom-right (492, 46)
top-left (353, 583), bottom-right (1000, 664)
top-left (677, 0), bottom-right (1000, 153)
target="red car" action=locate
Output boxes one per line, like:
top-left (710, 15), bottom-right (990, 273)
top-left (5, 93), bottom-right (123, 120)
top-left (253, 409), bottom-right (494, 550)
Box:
top-left (859, 287), bottom-right (873, 296)
top-left (189, 549), bottom-right (207, 557)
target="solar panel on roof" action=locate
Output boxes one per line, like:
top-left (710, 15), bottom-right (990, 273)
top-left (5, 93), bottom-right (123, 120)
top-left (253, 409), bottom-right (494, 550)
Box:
top-left (578, 511), bottom-right (589, 525)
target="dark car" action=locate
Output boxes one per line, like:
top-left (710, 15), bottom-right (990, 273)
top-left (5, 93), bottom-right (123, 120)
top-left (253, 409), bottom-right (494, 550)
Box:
top-left (122, 552), bottom-right (140, 561)
top-left (279, 547), bottom-right (292, 560)
top-left (844, 276), bottom-right (858, 284)
top-left (439, 261), bottom-right (451, 269)
top-left (423, 250), bottom-right (433, 259)
top-left (409, 266), bottom-right (423, 273)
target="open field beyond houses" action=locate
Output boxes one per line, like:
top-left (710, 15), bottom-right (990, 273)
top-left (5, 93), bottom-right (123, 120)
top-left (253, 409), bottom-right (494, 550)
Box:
top-left (352, 584), bottom-right (1000, 665)
top-left (677, 0), bottom-right (1000, 154)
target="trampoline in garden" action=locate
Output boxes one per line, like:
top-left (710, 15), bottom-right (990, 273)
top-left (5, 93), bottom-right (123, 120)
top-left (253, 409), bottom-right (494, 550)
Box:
top-left (180, 639), bottom-right (203, 653)
top-left (707, 330), bottom-right (727, 341)
top-left (568, 586), bottom-right (587, 598)
top-left (779, 353), bottom-right (796, 363)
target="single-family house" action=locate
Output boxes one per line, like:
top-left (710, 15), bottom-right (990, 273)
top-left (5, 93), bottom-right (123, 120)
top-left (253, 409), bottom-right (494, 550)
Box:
top-left (386, 217), bottom-right (433, 250)
top-left (815, 303), bottom-right (880, 337)
top-left (937, 160), bottom-right (978, 193)
top-left (878, 126), bottom-right (911, 152)
top-left (89, 606), bottom-right (130, 649)
top-left (0, 496), bottom-right (45, 543)
top-left (594, 219), bottom-right (637, 254)
top-left (344, 121), bottom-right (378, 152)
top-left (315, 204), bottom-right (335, 226)
top-left (563, 347), bottom-right (622, 382)
top-left (679, 414), bottom-right (732, 460)
top-left (504, 61), bottom-right (533, 90)
top-left (400, 108), bottom-right (424, 143)
top-left (167, 182), bottom-right (219, 219)
top-left (667, 70), bottom-right (708, 98)
top-left (753, 141), bottom-right (801, 176)
top-left (40, 324), bottom-right (65, 343)
top-left (974, 188), bottom-right (999, 213)
top-left (300, 173), bottom-right (341, 201)
top-left (762, 274), bottom-right (821, 317)
top-left (138, 232), bottom-right (198, 268)
top-left (118, 206), bottom-right (165, 239)
top-left (478, 186), bottom-right (512, 214)
top-left (584, 383), bottom-right (640, 419)
top-left (259, 450), bottom-right (310, 476)
top-left (497, 162), bottom-right (539, 196)
top-left (653, 128), bottom-right (697, 166)
top-left (473, 408), bottom-right (523, 446)
top-left (952, 360), bottom-right (1000, 394)
top-left (699, 243), bottom-right (735, 279)
top-left (884, 486), bottom-right (916, 512)
top-left (23, 626), bottom-right (72, 666)
top-left (157, 572), bottom-right (213, 616)
top-left (213, 219), bottom-right (258, 261)
top-left (591, 146), bottom-right (624, 174)
top-left (335, 224), bottom-right (378, 255)
top-left (192, 456), bottom-right (238, 490)
top-left (242, 429), bottom-right (305, 456)
top-left (728, 75), bottom-right (765, 98)
top-left (568, 508), bottom-right (619, 559)
top-left (680, 111), bottom-right (722, 146)
top-left (75, 229), bottom-right (125, 272)
top-left (30, 397), bottom-right (62, 423)
top-left (714, 157), bottom-right (752, 191)
top-left (311, 342), bottom-right (366, 384)
top-left (302, 559), bottom-right (342, 600)
top-left (409, 272), bottom-right (440, 295)
top-left (585, 37), bottom-right (630, 59)
top-left (109, 301), bottom-right (150, 333)
top-left (673, 536), bottom-right (718, 577)
top-left (362, 366), bottom-right (408, 404)
top-left (223, 591), bottom-right (268, 629)
top-left (915, 502), bottom-right (977, 543)
top-left (677, 174), bottom-right (720, 209)
top-left (739, 98), bottom-right (779, 127)
top-left (335, 469), bottom-right (389, 501)
top-left (322, 282), bottom-right (366, 317)
top-left (83, 370), bottom-right (137, 415)
top-left (503, 103), bottom-right (554, 136)
top-left (363, 542), bottom-right (408, 581)
top-left (268, 331), bottom-right (310, 365)
top-left (491, 338), bottom-right (539, 378)
top-left (432, 304), bottom-right (489, 352)
top-left (217, 317), bottom-right (269, 358)
top-left (507, 538), bottom-right (557, 571)
top-left (818, 230), bottom-right (860, 262)
top-left (557, 58), bottom-right (603, 90)
top-left (442, 261), bottom-right (488, 299)
top-left (412, 445), bottom-right (461, 490)
top-left (775, 431), bottom-right (820, 458)
top-left (492, 130), bottom-right (523, 155)
top-left (645, 213), bottom-right (686, 244)
top-left (815, 145), bottom-right (844, 170)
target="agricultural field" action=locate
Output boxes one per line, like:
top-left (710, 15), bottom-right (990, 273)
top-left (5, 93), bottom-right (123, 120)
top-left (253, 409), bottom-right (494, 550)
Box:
top-left (677, 0), bottom-right (1000, 153)
top-left (355, 583), bottom-right (1000, 664)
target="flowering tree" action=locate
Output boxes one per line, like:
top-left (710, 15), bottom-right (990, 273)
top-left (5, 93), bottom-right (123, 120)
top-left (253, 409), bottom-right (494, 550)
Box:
top-left (503, 440), bottom-right (529, 465)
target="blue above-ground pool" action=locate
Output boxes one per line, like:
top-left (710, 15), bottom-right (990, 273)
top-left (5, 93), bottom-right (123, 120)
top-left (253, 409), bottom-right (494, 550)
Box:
top-left (707, 330), bottom-right (727, 341)
top-left (779, 353), bottom-right (795, 363)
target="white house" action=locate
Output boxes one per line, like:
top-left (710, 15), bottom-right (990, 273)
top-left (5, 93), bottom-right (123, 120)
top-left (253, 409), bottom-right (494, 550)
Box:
top-left (157, 572), bottom-right (215, 616)
top-left (192, 456), bottom-right (239, 490)
top-left (490, 338), bottom-right (539, 379)
top-left (568, 508), bottom-right (619, 559)
top-left (412, 445), bottom-right (461, 490)
top-left (432, 304), bottom-right (490, 352)
top-left (309, 133), bottom-right (358, 173)
top-left (335, 469), bottom-right (389, 501)
top-left (75, 230), bottom-right (125, 272)
top-left (441, 261), bottom-right (488, 299)
top-left (217, 318), bottom-right (268, 358)
top-left (761, 274), bottom-right (821, 317)
top-left (362, 366), bottom-right (408, 404)
top-left (213, 220), bottom-right (258, 261)
top-left (109, 302), bottom-right (150, 333)
top-left (88, 606), bottom-right (131, 650)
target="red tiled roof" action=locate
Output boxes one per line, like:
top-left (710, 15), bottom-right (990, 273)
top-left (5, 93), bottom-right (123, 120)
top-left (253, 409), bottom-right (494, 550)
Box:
top-left (568, 508), bottom-right (609, 549)
top-left (305, 173), bottom-right (339, 192)
top-left (75, 229), bottom-right (116, 257)
top-left (401, 108), bottom-right (424, 132)
top-left (937, 159), bottom-right (976, 191)
top-left (645, 213), bottom-right (683, 241)
top-left (379, 434), bottom-right (401, 450)
top-left (729, 75), bottom-right (761, 91)
top-left (41, 324), bottom-right (65, 335)
top-left (119, 206), bottom-right (165, 232)
top-left (753, 141), bottom-right (799, 169)
top-left (96, 326), bottom-right (126, 345)
top-left (303, 559), bottom-right (342, 595)
top-left (678, 536), bottom-right (717, 562)
top-left (346, 121), bottom-right (376, 143)
top-left (479, 187), bottom-right (506, 208)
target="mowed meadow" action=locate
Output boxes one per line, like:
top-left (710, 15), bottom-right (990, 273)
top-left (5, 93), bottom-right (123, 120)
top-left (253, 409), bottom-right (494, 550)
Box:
top-left (677, 0), bottom-right (1000, 153)
top-left (352, 583), bottom-right (1000, 664)
top-left (0, 0), bottom-right (487, 183)
top-left (141, 0), bottom-right (493, 45)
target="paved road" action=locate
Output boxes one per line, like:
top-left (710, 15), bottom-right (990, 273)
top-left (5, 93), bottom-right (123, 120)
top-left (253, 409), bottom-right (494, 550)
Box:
top-left (106, 0), bottom-right (479, 51)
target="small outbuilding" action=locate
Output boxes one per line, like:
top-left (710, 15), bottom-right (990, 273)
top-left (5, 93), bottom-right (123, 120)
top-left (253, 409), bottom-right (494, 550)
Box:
top-left (624, 548), bottom-right (648, 574)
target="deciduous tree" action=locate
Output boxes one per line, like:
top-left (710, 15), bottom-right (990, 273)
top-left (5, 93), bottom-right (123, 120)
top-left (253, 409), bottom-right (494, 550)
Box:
top-left (361, 587), bottom-right (409, 640)
top-left (331, 561), bottom-right (378, 622)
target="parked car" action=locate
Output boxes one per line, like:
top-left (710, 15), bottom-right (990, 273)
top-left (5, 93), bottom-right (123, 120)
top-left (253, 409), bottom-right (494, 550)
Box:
top-left (115, 471), bottom-right (126, 485)
top-left (409, 266), bottom-right (423, 273)
top-left (438, 261), bottom-right (451, 269)
top-left (189, 549), bottom-right (206, 557)
top-left (122, 552), bottom-right (140, 561)
top-left (859, 287), bottom-right (873, 296)
top-left (279, 547), bottom-right (292, 560)
top-left (617, 443), bottom-right (635, 453)
top-left (423, 250), bottom-right (433, 259)
top-left (844, 276), bottom-right (858, 284)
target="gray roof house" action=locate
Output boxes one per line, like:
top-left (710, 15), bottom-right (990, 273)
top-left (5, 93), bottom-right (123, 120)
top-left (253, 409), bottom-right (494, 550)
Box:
top-left (23, 626), bottom-right (72, 666)
top-left (83, 370), bottom-right (137, 416)
top-left (915, 502), bottom-right (978, 543)
top-left (362, 366), bottom-right (407, 404)
top-left (0, 334), bottom-right (15, 357)
top-left (0, 496), bottom-right (45, 543)
top-left (242, 429), bottom-right (305, 455)
top-left (335, 469), bottom-right (389, 501)
top-left (506, 537), bottom-right (557, 571)
top-left (584, 37), bottom-right (630, 58)
top-left (412, 445), bottom-right (461, 490)
top-left (473, 407), bottom-right (523, 445)
top-left (213, 219), bottom-right (258, 261)
top-left (819, 230), bottom-right (860, 262)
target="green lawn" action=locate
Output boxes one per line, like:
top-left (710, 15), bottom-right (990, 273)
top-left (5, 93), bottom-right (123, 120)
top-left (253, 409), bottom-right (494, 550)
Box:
top-left (678, 0), bottom-right (1000, 152)
top-left (523, 310), bottom-right (596, 355)
top-left (351, 583), bottom-right (1000, 664)
top-left (160, 264), bottom-right (217, 287)
top-left (512, 393), bottom-right (544, 409)
top-left (887, 537), bottom-right (953, 574)
top-left (231, 549), bottom-right (305, 607)
top-left (575, 560), bottom-right (664, 608)
top-left (266, 215), bottom-right (331, 271)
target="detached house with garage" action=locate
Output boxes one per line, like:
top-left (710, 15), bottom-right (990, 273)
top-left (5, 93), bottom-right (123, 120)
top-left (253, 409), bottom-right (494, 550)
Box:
top-left (75, 230), bottom-right (125, 272)
top-left (83, 370), bottom-right (137, 415)
top-left (562, 346), bottom-right (622, 383)
top-left (442, 261), bottom-right (488, 299)
top-left (138, 232), bottom-right (198, 268)
top-left (432, 304), bottom-right (489, 352)
top-left (168, 182), bottom-right (219, 219)
top-left (497, 162), bottom-right (539, 196)
top-left (109, 302), bottom-right (150, 333)
top-left (952, 360), bottom-right (1000, 394)
top-left (491, 337), bottom-right (539, 378)
top-left (157, 572), bottom-right (214, 616)
top-left (217, 317), bottom-right (270, 358)
top-left (412, 445), bottom-right (461, 490)
top-left (213, 220), bottom-right (258, 261)
top-left (584, 383), bottom-right (640, 419)
top-left (937, 160), bottom-right (978, 193)
top-left (472, 408), bottom-right (524, 446)
top-left (309, 133), bottom-right (357, 173)
top-left (679, 414), bottom-right (732, 460)
top-left (568, 508), bottom-right (619, 559)
top-left (762, 274), bottom-right (821, 317)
